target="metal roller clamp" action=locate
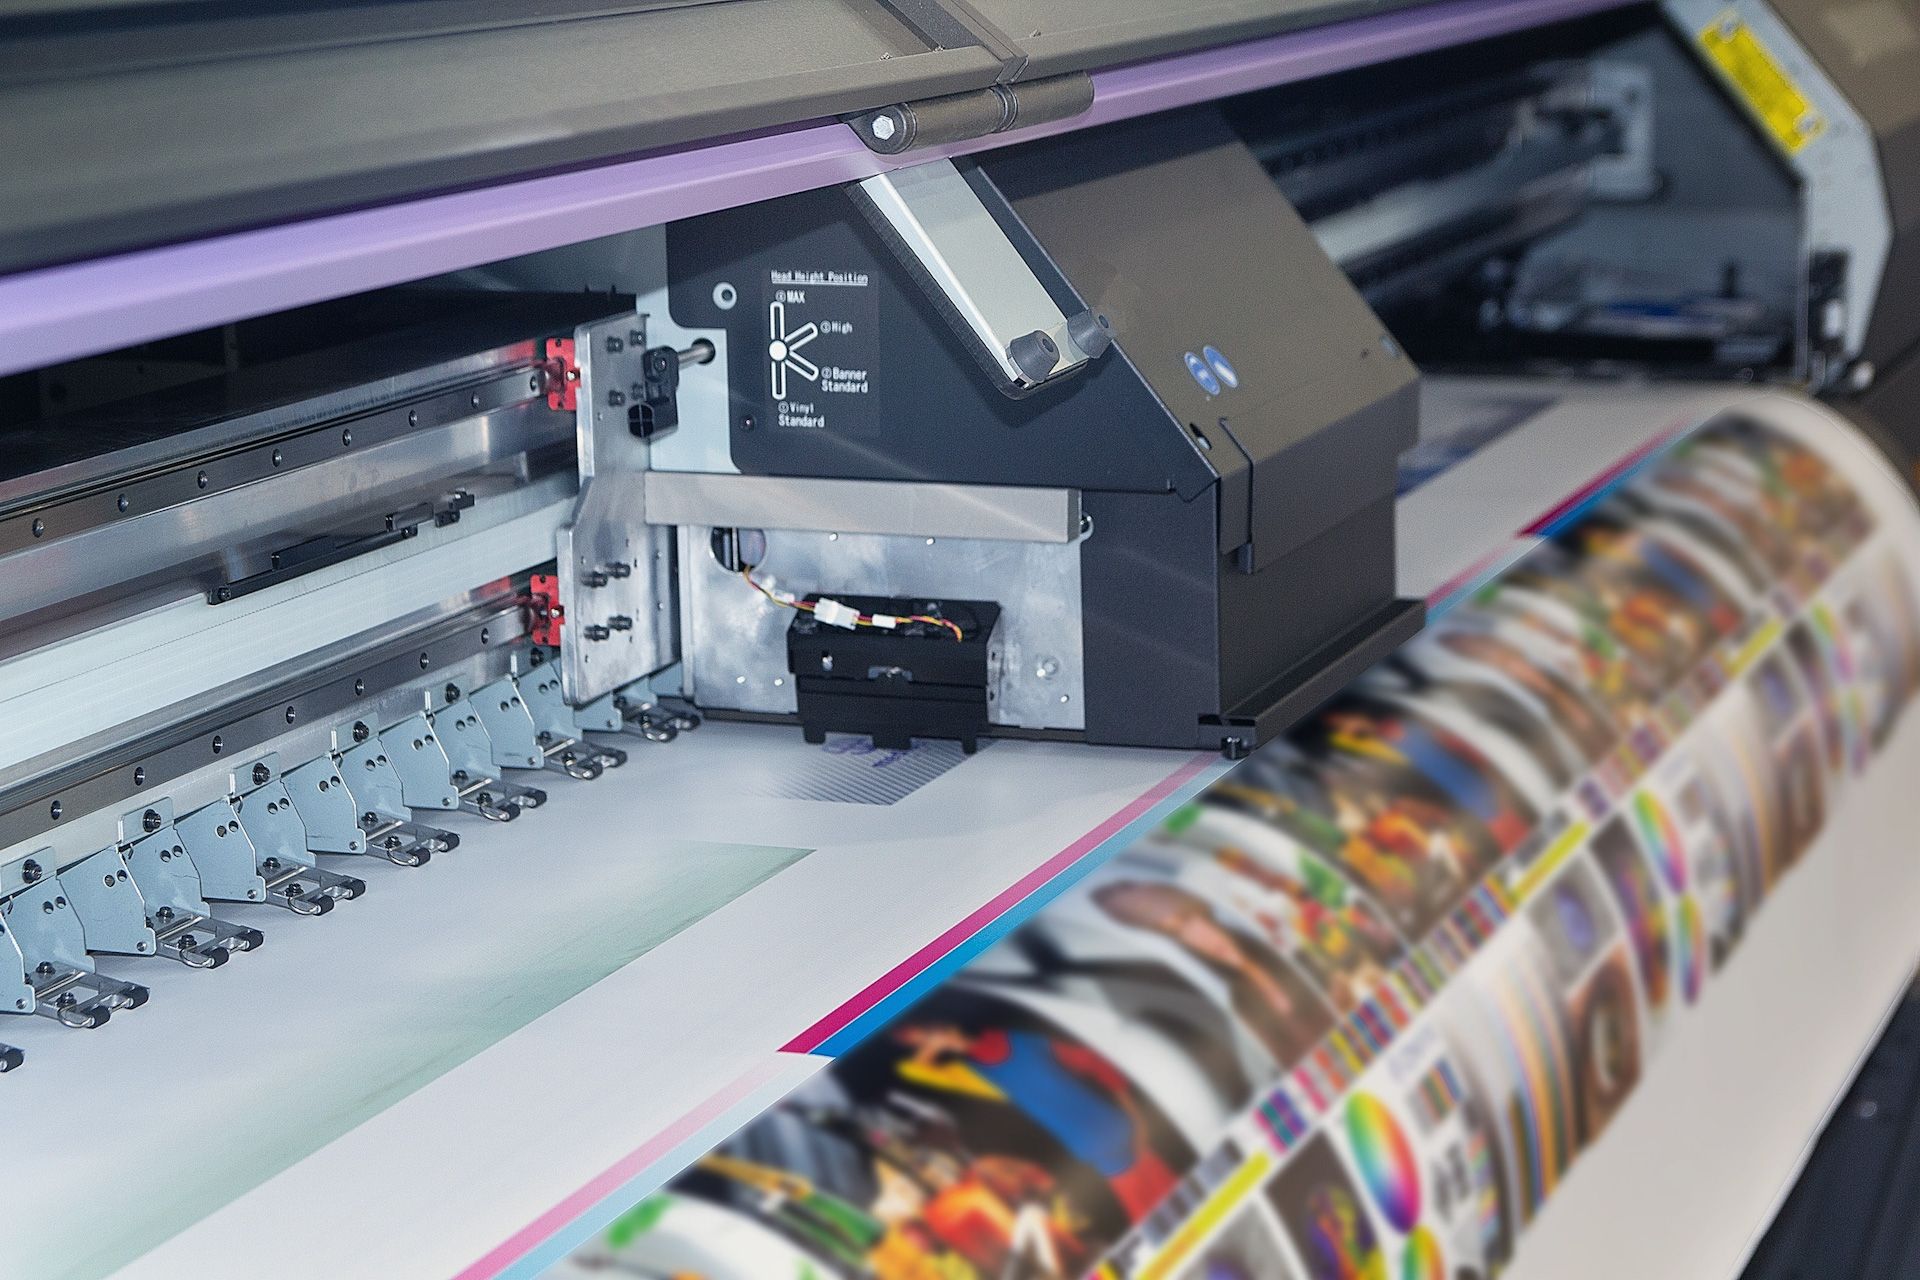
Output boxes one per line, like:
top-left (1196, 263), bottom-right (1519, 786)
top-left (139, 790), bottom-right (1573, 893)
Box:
top-left (432, 690), bottom-right (546, 820)
top-left (336, 726), bottom-right (457, 867)
top-left (518, 666), bottom-right (626, 779)
top-left (2, 858), bottom-right (147, 1028)
top-left (120, 802), bottom-right (264, 968)
top-left (229, 756), bottom-right (367, 915)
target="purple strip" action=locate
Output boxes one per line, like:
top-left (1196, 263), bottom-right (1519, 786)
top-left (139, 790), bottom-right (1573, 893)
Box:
top-left (0, 0), bottom-right (1633, 377)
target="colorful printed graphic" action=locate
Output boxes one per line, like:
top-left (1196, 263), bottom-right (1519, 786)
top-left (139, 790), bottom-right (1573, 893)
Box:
top-left (1481, 956), bottom-right (1578, 1218)
top-left (565, 412), bottom-right (1920, 1280)
top-left (1591, 817), bottom-right (1673, 1014)
top-left (1676, 896), bottom-right (1706, 1005)
top-left (1269, 1135), bottom-right (1390, 1280)
top-left (1630, 790), bottom-right (1687, 894)
top-left (1344, 1094), bottom-right (1423, 1233)
top-left (1400, 1226), bottom-right (1447, 1280)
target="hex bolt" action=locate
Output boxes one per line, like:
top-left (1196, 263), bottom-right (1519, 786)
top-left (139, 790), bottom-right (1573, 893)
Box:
top-left (20, 860), bottom-right (41, 884)
top-left (584, 624), bottom-right (613, 641)
top-left (606, 562), bottom-right (632, 579)
top-left (252, 763), bottom-right (271, 787)
top-left (609, 615), bottom-right (634, 631)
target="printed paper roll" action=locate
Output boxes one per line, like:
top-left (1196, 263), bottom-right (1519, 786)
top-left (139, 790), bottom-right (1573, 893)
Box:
top-left (560, 398), bottom-right (1920, 1280)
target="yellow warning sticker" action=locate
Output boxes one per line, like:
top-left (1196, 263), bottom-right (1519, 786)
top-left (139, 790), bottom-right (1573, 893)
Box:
top-left (1699, 10), bottom-right (1826, 154)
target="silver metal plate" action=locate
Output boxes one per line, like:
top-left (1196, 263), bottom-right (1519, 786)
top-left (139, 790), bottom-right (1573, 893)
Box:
top-left (643, 472), bottom-right (1081, 543)
top-left (682, 525), bottom-right (1085, 732)
top-left (856, 160), bottom-right (1091, 390)
top-left (557, 314), bottom-right (677, 704)
top-left (56, 848), bottom-right (154, 957)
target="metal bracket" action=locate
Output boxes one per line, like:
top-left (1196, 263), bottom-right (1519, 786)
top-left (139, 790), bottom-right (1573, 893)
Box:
top-left (380, 713), bottom-right (461, 811)
top-left (468, 676), bottom-right (545, 770)
top-left (0, 909), bottom-right (31, 1019)
top-left (282, 755), bottom-right (367, 856)
top-left (851, 159), bottom-right (1106, 396)
top-left (3, 854), bottom-right (147, 1026)
top-left (519, 665), bottom-right (626, 780)
top-left (557, 313), bottom-right (677, 704)
top-left (337, 729), bottom-right (457, 866)
top-left (230, 755), bottom-right (367, 915)
top-left (57, 847), bottom-right (156, 958)
top-left (432, 692), bottom-right (545, 821)
top-left (176, 797), bottom-right (270, 904)
top-left (611, 665), bottom-right (700, 742)
top-left (121, 801), bottom-right (263, 968)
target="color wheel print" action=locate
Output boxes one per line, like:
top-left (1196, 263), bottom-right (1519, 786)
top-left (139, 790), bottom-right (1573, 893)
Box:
top-left (1676, 896), bottom-right (1706, 1005)
top-left (1400, 1226), bottom-right (1446, 1280)
top-left (1591, 818), bottom-right (1673, 1015)
top-left (1811, 603), bottom-right (1869, 773)
top-left (1345, 1094), bottom-right (1422, 1233)
top-left (1482, 959), bottom-right (1577, 1221)
top-left (1630, 790), bottom-right (1686, 895)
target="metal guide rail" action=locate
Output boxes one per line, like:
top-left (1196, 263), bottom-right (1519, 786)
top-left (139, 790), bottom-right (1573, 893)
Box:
top-left (0, 604), bottom-right (697, 1073)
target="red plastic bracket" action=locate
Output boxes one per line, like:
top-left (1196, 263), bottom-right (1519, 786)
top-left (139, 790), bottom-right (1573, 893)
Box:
top-left (544, 337), bottom-right (580, 412)
top-left (529, 573), bottom-right (565, 647)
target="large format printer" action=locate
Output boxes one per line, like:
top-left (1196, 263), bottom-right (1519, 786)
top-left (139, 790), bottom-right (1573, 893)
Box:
top-left (2, 0), bottom-right (1920, 1276)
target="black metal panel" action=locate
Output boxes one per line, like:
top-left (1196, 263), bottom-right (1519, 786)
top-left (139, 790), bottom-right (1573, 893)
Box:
top-left (668, 103), bottom-right (1418, 750)
top-left (984, 106), bottom-right (1419, 567)
top-left (0, 0), bottom-right (1453, 276)
top-left (1769, 0), bottom-right (1920, 373)
top-left (1743, 990), bottom-right (1920, 1280)
top-left (969, 0), bottom-right (1427, 81)
top-left (1848, 348), bottom-right (1920, 477)
top-left (0, 0), bottom-right (1000, 273)
top-left (1078, 488), bottom-right (1225, 747)
top-left (665, 181), bottom-right (1218, 498)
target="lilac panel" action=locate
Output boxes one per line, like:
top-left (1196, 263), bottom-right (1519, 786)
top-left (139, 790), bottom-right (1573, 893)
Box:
top-left (0, 0), bottom-right (1634, 378)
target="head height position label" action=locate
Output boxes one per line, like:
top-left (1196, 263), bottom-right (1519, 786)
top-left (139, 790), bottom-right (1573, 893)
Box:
top-left (765, 268), bottom-right (879, 435)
